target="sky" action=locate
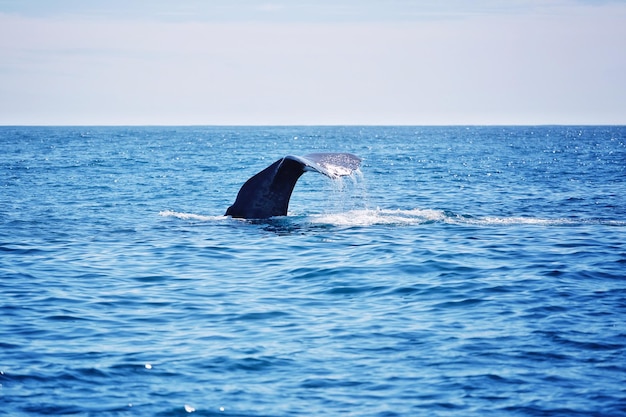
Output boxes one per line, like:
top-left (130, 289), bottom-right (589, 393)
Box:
top-left (0, 0), bottom-right (625, 125)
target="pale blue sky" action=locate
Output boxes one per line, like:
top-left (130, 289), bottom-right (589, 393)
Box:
top-left (1, 0), bottom-right (625, 125)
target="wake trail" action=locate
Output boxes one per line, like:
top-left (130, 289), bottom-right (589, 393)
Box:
top-left (160, 209), bottom-right (625, 227)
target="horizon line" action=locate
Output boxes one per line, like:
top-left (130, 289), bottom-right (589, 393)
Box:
top-left (2, 123), bottom-right (625, 128)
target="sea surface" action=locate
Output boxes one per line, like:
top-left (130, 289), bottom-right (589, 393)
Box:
top-left (1, 126), bottom-right (625, 416)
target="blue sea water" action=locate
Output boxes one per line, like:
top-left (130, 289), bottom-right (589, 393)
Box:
top-left (1, 126), bottom-right (625, 416)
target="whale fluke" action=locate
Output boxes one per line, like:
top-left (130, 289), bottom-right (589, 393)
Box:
top-left (225, 153), bottom-right (362, 219)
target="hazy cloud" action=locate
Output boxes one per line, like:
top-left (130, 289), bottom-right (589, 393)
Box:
top-left (1, 1), bottom-right (625, 124)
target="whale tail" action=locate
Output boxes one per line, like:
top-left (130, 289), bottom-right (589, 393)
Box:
top-left (225, 153), bottom-right (362, 219)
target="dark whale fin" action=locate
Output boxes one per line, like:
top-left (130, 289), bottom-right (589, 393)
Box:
top-left (225, 153), bottom-right (361, 219)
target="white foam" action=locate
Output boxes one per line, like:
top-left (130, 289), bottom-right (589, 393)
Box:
top-left (306, 208), bottom-right (618, 227)
top-left (472, 217), bottom-right (626, 226)
top-left (158, 210), bottom-right (224, 222)
top-left (160, 209), bottom-right (624, 228)
top-left (466, 216), bottom-right (572, 226)
top-left (308, 208), bottom-right (447, 227)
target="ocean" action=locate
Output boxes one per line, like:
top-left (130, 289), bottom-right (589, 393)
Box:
top-left (1, 126), bottom-right (625, 416)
